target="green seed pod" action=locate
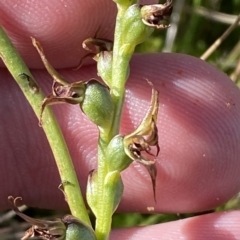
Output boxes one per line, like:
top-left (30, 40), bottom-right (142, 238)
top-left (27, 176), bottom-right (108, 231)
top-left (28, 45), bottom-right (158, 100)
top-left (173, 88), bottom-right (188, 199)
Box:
top-left (120, 4), bottom-right (154, 54)
top-left (81, 79), bottom-right (114, 130)
top-left (106, 135), bottom-right (132, 172)
top-left (63, 215), bottom-right (96, 240)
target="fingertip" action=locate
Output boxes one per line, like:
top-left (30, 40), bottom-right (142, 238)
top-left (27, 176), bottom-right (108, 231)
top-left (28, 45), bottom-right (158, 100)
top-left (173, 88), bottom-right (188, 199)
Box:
top-left (110, 211), bottom-right (240, 240)
top-left (119, 53), bottom-right (240, 212)
top-left (0, 0), bottom-right (116, 68)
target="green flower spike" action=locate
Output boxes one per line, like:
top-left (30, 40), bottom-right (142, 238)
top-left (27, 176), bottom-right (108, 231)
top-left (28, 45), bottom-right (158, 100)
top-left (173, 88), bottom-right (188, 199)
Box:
top-left (123, 81), bottom-right (160, 201)
top-left (141, 0), bottom-right (173, 29)
top-left (8, 196), bottom-right (96, 240)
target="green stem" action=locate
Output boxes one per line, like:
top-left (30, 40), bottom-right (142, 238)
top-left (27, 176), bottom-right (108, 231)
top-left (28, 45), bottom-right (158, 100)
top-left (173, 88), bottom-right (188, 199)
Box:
top-left (0, 26), bottom-right (90, 226)
top-left (94, 4), bottom-right (135, 240)
top-left (94, 141), bottom-right (112, 240)
top-left (95, 137), bottom-right (123, 240)
top-left (109, 6), bottom-right (130, 137)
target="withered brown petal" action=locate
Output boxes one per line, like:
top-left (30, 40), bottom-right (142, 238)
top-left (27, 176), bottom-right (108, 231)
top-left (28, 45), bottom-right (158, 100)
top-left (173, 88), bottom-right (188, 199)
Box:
top-left (141, 0), bottom-right (173, 29)
top-left (32, 37), bottom-right (68, 86)
top-left (123, 81), bottom-right (160, 201)
top-left (143, 164), bottom-right (157, 202)
top-left (82, 38), bottom-right (113, 53)
top-left (8, 196), bottom-right (66, 240)
top-left (74, 53), bottom-right (96, 70)
top-left (124, 81), bottom-right (159, 164)
top-left (39, 81), bottom-right (86, 126)
top-left (75, 38), bottom-right (113, 70)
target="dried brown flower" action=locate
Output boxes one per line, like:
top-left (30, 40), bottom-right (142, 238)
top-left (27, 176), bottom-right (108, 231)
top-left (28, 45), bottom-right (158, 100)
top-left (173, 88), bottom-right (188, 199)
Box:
top-left (141, 0), bottom-right (173, 29)
top-left (123, 81), bottom-right (160, 201)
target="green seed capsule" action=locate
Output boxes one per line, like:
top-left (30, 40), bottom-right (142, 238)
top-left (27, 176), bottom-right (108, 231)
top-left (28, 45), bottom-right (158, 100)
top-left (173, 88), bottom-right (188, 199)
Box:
top-left (81, 79), bottom-right (114, 130)
top-left (63, 215), bottom-right (96, 240)
top-left (120, 4), bottom-right (154, 54)
top-left (106, 135), bottom-right (132, 172)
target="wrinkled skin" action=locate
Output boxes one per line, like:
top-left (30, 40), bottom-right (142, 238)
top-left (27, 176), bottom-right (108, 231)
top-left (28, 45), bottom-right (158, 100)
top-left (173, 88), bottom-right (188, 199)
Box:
top-left (0, 1), bottom-right (240, 239)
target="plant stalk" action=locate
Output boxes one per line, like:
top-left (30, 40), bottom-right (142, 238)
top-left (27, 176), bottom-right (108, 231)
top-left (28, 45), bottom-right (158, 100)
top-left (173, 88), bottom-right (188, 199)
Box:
top-left (0, 26), bottom-right (91, 226)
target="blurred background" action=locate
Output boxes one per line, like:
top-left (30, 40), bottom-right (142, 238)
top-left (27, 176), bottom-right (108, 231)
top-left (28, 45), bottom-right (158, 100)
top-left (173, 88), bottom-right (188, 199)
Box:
top-left (137, 0), bottom-right (240, 84)
top-left (0, 0), bottom-right (239, 239)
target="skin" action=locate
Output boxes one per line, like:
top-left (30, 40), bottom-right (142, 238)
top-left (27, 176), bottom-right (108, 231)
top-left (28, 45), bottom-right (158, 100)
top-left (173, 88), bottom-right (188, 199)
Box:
top-left (0, 0), bottom-right (240, 239)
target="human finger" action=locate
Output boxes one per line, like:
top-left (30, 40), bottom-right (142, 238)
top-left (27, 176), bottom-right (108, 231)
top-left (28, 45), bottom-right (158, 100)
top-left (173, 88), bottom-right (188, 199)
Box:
top-left (0, 0), bottom-right (156, 68)
top-left (110, 211), bottom-right (240, 240)
top-left (0, 53), bottom-right (240, 213)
